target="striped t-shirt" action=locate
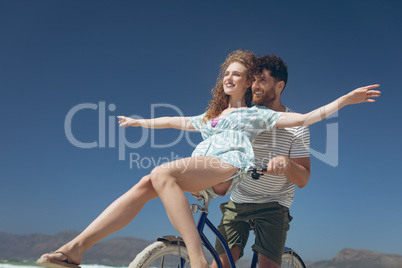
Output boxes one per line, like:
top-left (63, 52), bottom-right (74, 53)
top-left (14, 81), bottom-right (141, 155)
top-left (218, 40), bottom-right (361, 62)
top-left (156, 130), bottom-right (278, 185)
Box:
top-left (230, 107), bottom-right (310, 208)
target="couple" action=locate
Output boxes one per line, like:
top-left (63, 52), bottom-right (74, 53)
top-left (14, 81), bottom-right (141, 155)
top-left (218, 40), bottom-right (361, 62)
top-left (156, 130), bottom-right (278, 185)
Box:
top-left (37, 50), bottom-right (380, 268)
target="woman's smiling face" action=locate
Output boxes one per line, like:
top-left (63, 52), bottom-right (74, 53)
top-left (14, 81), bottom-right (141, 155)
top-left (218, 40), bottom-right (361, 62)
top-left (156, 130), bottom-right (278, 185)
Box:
top-left (223, 62), bottom-right (251, 97)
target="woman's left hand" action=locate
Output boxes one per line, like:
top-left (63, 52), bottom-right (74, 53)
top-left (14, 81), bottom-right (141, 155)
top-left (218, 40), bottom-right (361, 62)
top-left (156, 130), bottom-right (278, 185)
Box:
top-left (344, 84), bottom-right (381, 105)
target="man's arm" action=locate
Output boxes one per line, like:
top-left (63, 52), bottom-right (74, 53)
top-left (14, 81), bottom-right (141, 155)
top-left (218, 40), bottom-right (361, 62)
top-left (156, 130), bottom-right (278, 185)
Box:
top-left (266, 156), bottom-right (311, 188)
top-left (284, 157), bottom-right (310, 188)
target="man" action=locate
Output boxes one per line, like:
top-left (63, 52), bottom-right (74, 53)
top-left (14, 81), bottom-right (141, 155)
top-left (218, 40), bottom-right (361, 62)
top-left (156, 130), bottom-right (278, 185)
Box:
top-left (212, 55), bottom-right (311, 268)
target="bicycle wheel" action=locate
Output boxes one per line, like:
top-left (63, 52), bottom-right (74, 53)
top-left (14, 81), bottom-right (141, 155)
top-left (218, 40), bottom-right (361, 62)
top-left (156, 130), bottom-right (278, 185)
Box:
top-left (129, 241), bottom-right (191, 268)
top-left (281, 250), bottom-right (306, 268)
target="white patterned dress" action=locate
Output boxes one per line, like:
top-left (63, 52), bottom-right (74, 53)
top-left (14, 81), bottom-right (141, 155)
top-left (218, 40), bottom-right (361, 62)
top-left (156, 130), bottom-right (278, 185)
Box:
top-left (190, 105), bottom-right (281, 199)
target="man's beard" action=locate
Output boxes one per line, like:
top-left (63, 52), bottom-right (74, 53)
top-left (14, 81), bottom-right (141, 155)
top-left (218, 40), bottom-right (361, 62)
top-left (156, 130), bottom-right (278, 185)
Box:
top-left (253, 90), bottom-right (276, 106)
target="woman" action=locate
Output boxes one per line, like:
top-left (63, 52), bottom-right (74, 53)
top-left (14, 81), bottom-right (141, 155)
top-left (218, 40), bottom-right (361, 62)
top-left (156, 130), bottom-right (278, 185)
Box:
top-left (37, 50), bottom-right (380, 268)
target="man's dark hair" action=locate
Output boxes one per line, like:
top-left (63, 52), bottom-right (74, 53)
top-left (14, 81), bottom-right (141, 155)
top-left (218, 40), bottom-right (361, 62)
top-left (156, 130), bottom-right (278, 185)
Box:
top-left (256, 55), bottom-right (288, 89)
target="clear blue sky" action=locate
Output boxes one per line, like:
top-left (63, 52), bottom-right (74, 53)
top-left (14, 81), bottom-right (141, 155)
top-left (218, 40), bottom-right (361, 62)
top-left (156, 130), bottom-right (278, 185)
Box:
top-left (1, 0), bottom-right (401, 262)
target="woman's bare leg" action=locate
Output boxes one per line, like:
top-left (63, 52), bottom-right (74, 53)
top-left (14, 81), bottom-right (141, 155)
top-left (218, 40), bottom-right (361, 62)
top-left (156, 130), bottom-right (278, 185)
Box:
top-left (150, 156), bottom-right (239, 268)
top-left (40, 175), bottom-right (158, 264)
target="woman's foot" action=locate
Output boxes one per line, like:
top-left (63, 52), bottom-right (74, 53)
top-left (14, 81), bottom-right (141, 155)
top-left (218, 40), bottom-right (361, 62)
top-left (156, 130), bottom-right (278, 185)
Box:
top-left (37, 242), bottom-right (84, 268)
top-left (37, 251), bottom-right (80, 268)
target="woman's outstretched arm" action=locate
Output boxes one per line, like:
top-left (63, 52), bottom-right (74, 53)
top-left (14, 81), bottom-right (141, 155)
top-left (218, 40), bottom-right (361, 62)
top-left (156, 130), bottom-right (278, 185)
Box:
top-left (117, 116), bottom-right (195, 131)
top-left (275, 84), bottom-right (381, 128)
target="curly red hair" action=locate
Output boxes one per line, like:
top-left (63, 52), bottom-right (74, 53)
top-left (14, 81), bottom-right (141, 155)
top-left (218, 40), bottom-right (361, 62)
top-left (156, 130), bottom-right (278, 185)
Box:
top-left (202, 50), bottom-right (256, 123)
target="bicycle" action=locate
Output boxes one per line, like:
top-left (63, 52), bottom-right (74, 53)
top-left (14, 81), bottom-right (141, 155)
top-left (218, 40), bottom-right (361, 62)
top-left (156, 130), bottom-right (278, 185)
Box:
top-left (129, 168), bottom-right (306, 268)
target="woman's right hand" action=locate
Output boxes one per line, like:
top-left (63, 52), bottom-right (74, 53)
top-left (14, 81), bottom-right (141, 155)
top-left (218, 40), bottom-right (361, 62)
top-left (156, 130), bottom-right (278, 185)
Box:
top-left (117, 116), bottom-right (139, 127)
top-left (342, 84), bottom-right (381, 105)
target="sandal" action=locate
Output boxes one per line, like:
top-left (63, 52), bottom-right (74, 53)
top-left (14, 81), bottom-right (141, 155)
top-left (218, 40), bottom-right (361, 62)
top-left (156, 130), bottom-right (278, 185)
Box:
top-left (37, 251), bottom-right (81, 268)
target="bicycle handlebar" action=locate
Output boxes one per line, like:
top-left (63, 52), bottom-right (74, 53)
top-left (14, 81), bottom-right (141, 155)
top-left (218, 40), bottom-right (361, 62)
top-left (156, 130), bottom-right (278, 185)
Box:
top-left (250, 166), bottom-right (267, 180)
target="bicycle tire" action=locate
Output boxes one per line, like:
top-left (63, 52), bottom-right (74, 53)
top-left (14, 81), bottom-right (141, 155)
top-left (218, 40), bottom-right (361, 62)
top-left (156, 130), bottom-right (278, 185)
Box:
top-left (129, 241), bottom-right (191, 268)
top-left (281, 250), bottom-right (306, 268)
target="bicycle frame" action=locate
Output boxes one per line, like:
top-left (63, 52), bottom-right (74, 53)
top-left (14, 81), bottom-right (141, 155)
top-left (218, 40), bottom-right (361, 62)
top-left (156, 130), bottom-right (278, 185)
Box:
top-left (133, 169), bottom-right (305, 268)
top-left (195, 208), bottom-right (258, 268)
top-left (188, 168), bottom-right (268, 268)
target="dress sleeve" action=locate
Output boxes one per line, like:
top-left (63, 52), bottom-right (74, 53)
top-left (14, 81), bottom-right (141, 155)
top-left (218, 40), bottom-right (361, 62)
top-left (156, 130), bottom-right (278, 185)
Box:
top-left (261, 109), bottom-right (282, 130)
top-left (189, 113), bottom-right (205, 131)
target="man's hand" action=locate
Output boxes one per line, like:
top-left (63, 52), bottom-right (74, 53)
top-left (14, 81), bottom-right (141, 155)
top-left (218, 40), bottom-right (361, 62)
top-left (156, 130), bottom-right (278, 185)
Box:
top-left (266, 155), bottom-right (290, 175)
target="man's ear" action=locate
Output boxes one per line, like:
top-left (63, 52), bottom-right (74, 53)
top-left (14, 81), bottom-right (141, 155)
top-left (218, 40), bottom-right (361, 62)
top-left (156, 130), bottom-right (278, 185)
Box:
top-left (276, 81), bottom-right (285, 94)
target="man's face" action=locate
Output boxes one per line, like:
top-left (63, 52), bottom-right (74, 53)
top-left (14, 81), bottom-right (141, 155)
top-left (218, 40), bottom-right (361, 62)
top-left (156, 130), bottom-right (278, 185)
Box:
top-left (252, 69), bottom-right (278, 106)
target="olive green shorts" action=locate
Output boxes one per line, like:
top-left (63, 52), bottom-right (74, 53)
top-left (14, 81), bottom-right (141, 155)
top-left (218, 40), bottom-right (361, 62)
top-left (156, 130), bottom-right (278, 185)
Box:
top-left (215, 200), bottom-right (293, 265)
